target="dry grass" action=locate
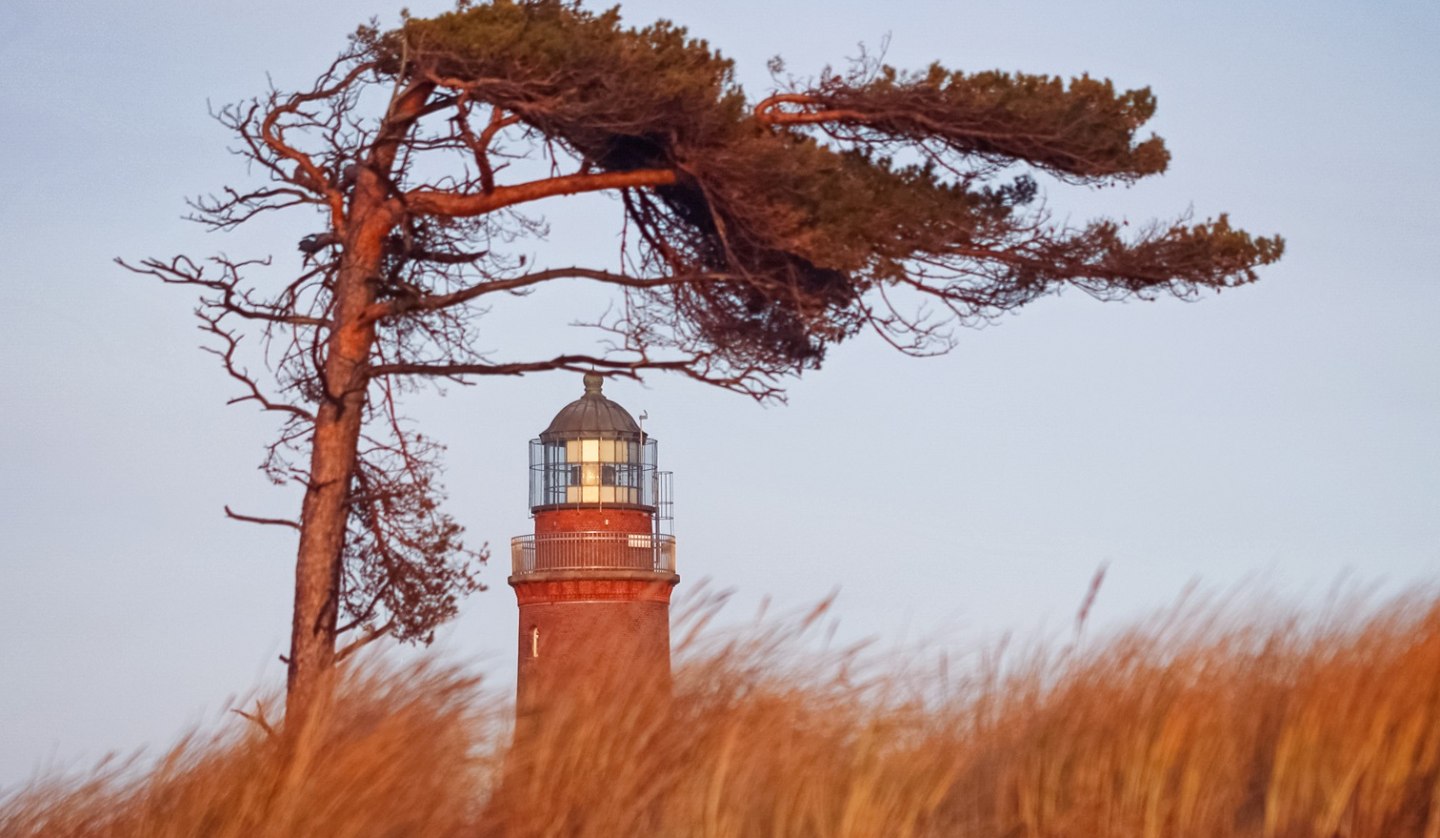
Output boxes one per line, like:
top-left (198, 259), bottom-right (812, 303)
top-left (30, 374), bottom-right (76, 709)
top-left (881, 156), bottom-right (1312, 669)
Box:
top-left (4, 587), bottom-right (1438, 837)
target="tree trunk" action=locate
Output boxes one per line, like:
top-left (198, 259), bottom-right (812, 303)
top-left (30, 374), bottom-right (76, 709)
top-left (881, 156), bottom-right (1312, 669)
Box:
top-left (284, 198), bottom-right (394, 731)
top-left (281, 81), bottom-right (436, 731)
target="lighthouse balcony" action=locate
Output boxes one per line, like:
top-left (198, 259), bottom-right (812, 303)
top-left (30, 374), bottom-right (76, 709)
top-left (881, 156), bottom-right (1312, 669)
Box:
top-left (510, 532), bottom-right (677, 576)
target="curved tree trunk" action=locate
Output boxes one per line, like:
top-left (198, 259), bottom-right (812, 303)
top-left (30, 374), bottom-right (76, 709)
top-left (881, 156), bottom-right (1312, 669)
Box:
top-left (284, 228), bottom-right (383, 731)
top-left (282, 81), bottom-right (435, 731)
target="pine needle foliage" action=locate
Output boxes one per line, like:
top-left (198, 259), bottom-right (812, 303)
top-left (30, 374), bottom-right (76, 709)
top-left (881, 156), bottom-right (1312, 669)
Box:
top-left (359, 0), bottom-right (1283, 371)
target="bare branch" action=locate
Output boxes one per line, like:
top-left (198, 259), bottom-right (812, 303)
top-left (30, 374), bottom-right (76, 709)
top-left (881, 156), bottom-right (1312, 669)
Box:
top-left (225, 506), bottom-right (302, 530)
top-left (372, 353), bottom-right (686, 378)
top-left (116, 257), bottom-right (330, 328)
top-left (195, 314), bottom-right (317, 421)
top-left (405, 168), bottom-right (677, 218)
top-left (335, 620), bottom-right (397, 665)
top-left (259, 54), bottom-right (378, 231)
top-left (369, 267), bottom-right (726, 320)
top-left (454, 100), bottom-right (520, 194)
top-left (372, 352), bottom-right (782, 401)
top-left (230, 699), bottom-right (278, 739)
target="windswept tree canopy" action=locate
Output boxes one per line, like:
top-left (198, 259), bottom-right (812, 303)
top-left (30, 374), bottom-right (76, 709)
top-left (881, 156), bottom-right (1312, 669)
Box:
top-left (126, 0), bottom-right (1281, 721)
top-left (361, 1), bottom-right (1280, 375)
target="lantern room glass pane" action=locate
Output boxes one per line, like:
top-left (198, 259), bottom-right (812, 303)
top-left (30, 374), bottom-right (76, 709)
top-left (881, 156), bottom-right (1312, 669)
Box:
top-left (531, 436), bottom-right (660, 510)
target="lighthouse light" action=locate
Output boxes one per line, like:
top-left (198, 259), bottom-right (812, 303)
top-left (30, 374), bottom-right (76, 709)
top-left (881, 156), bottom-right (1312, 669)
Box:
top-left (529, 391), bottom-right (658, 509)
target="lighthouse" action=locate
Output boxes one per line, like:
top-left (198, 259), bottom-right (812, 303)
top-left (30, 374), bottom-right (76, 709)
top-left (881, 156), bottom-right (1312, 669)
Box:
top-left (509, 374), bottom-right (678, 718)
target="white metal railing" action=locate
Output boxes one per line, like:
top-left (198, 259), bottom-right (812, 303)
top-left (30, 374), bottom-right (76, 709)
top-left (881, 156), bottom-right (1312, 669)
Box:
top-left (510, 531), bottom-right (677, 576)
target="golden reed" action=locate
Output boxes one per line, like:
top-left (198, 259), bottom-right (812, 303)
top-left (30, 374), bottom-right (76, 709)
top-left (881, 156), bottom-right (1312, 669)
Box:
top-left (4, 586), bottom-right (1437, 837)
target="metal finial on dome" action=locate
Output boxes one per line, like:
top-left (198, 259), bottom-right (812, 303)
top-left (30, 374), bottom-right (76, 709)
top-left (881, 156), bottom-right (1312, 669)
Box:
top-left (582, 372), bottom-right (604, 395)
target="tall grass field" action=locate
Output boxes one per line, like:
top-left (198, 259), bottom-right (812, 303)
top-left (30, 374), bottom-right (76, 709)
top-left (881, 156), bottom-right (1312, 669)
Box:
top-left (4, 587), bottom-right (1438, 837)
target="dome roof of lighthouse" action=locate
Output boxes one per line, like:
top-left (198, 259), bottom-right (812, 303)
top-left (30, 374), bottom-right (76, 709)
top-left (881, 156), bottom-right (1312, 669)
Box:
top-left (539, 373), bottom-right (643, 440)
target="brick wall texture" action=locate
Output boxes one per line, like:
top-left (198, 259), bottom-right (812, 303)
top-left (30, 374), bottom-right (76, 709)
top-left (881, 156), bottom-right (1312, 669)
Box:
top-left (513, 508), bottom-right (676, 718)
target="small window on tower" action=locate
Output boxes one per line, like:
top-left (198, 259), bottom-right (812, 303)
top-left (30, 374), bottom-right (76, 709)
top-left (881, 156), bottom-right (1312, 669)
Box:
top-left (531, 626), bottom-right (540, 658)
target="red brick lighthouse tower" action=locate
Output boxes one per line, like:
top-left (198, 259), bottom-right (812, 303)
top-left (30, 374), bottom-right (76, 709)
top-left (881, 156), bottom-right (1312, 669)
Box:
top-left (509, 374), bottom-right (677, 717)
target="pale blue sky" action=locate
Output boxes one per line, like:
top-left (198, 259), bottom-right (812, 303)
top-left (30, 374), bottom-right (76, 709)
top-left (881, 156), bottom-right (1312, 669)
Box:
top-left (1, 0), bottom-right (1437, 785)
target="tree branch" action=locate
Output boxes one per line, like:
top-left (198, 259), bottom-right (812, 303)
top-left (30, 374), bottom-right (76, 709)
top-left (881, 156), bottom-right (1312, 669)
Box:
top-left (259, 55), bottom-right (378, 232)
top-left (754, 93), bottom-right (869, 125)
top-left (368, 267), bottom-right (723, 321)
top-left (230, 699), bottom-right (278, 739)
top-left (335, 619), bottom-right (396, 664)
top-left (405, 168), bottom-right (677, 218)
top-left (195, 314), bottom-right (317, 421)
top-left (225, 506), bottom-right (302, 530)
top-left (455, 101), bottom-right (519, 194)
top-left (371, 354), bottom-right (694, 379)
top-left (371, 352), bottom-right (783, 401)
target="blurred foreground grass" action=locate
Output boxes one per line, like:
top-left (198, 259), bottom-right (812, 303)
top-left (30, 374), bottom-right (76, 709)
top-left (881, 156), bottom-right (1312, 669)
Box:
top-left (4, 587), bottom-right (1438, 837)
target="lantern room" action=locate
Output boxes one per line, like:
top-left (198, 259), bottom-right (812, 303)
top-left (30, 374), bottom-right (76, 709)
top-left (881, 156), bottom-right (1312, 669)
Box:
top-left (529, 373), bottom-right (659, 511)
